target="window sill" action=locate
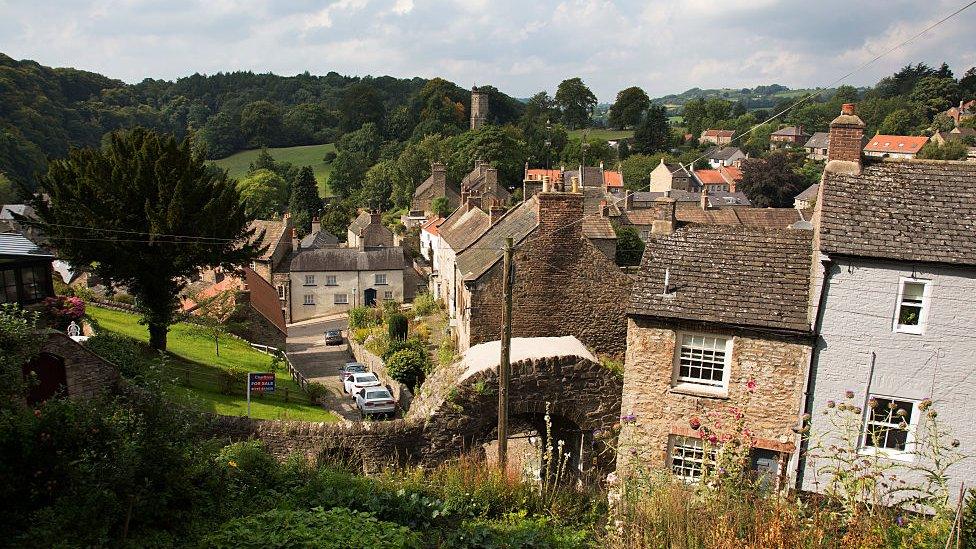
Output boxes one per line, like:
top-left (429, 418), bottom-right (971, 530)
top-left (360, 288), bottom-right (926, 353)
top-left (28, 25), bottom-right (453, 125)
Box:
top-left (302, 284), bottom-right (316, 287)
top-left (302, 303), bottom-right (316, 306)
top-left (669, 383), bottom-right (729, 400)
top-left (374, 283), bottom-right (389, 286)
top-left (894, 326), bottom-right (923, 335)
top-left (858, 446), bottom-right (916, 463)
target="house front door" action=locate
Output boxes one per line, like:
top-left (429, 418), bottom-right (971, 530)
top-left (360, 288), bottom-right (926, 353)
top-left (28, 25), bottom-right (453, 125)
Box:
top-left (364, 288), bottom-right (377, 307)
top-left (23, 352), bottom-right (67, 405)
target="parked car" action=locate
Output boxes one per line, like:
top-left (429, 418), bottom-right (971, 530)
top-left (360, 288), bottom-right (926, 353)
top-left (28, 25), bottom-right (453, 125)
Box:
top-left (324, 329), bottom-right (343, 345)
top-left (338, 362), bottom-right (367, 383)
top-left (354, 387), bottom-right (396, 418)
top-left (344, 372), bottom-right (380, 395)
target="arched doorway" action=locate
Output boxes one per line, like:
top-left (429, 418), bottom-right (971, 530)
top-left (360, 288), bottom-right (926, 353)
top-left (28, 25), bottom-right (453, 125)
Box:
top-left (22, 352), bottom-right (67, 405)
top-left (364, 288), bottom-right (377, 307)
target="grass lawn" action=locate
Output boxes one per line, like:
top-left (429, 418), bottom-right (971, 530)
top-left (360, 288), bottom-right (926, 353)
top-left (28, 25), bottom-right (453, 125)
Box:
top-left (87, 305), bottom-right (338, 422)
top-left (568, 128), bottom-right (634, 141)
top-left (211, 143), bottom-right (335, 196)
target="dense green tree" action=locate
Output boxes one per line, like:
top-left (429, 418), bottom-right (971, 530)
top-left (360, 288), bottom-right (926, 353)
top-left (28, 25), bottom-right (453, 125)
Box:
top-left (360, 160), bottom-right (397, 211)
top-left (521, 91), bottom-right (559, 124)
top-left (237, 169), bottom-right (288, 218)
top-left (559, 137), bottom-right (616, 168)
top-left (449, 125), bottom-right (526, 186)
top-left (832, 85), bottom-right (860, 105)
top-left (620, 153), bottom-right (675, 192)
top-left (29, 128), bottom-right (259, 350)
top-left (917, 140), bottom-right (968, 160)
top-left (432, 196), bottom-right (451, 218)
top-left (0, 172), bottom-right (18, 203)
top-left (337, 122), bottom-right (383, 165)
top-left (198, 111), bottom-right (243, 159)
top-left (932, 113), bottom-right (956, 132)
top-left (631, 105), bottom-right (672, 154)
top-left (960, 67), bottom-right (976, 99)
top-left (340, 82), bottom-right (385, 132)
top-left (738, 151), bottom-right (807, 208)
top-left (283, 103), bottom-right (338, 145)
top-left (319, 200), bottom-right (354, 242)
top-left (240, 101), bottom-right (283, 148)
top-left (874, 63), bottom-right (938, 98)
top-left (908, 76), bottom-right (961, 119)
top-left (554, 78), bottom-right (597, 129)
top-left (608, 86), bottom-right (651, 129)
top-left (614, 224), bottom-right (645, 267)
top-left (288, 166), bottom-right (321, 235)
top-left (878, 109), bottom-right (916, 135)
top-left (329, 150), bottom-right (367, 199)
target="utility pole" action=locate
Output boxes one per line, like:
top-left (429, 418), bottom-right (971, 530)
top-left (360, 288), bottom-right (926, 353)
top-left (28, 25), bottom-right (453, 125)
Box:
top-left (497, 237), bottom-right (514, 471)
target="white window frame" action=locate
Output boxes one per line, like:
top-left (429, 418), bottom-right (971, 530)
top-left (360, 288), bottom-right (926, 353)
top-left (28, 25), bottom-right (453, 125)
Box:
top-left (334, 293), bottom-right (348, 305)
top-left (304, 274), bottom-right (315, 286)
top-left (324, 275), bottom-right (338, 286)
top-left (893, 277), bottom-right (931, 335)
top-left (375, 273), bottom-right (387, 285)
top-left (302, 294), bottom-right (315, 306)
top-left (276, 285), bottom-right (284, 299)
top-left (383, 290), bottom-right (393, 300)
top-left (672, 333), bottom-right (732, 397)
top-left (860, 395), bottom-right (919, 462)
top-left (668, 435), bottom-right (715, 482)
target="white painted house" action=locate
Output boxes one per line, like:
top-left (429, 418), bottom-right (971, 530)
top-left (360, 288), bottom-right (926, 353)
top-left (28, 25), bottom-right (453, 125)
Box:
top-left (800, 105), bottom-right (976, 504)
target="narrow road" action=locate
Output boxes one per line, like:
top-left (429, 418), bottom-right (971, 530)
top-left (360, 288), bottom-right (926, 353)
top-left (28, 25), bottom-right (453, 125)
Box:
top-left (286, 316), bottom-right (360, 421)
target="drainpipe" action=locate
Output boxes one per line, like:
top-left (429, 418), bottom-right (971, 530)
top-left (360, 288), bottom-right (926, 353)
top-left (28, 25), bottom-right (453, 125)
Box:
top-left (795, 256), bottom-right (838, 490)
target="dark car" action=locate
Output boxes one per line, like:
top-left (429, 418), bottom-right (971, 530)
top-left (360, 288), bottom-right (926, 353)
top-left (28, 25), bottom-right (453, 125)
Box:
top-left (324, 329), bottom-right (343, 345)
top-left (339, 362), bottom-right (367, 383)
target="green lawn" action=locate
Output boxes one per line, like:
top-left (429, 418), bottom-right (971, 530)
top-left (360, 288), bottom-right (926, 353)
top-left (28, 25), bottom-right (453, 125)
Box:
top-left (87, 305), bottom-right (338, 422)
top-left (568, 128), bottom-right (634, 141)
top-left (211, 143), bottom-right (335, 195)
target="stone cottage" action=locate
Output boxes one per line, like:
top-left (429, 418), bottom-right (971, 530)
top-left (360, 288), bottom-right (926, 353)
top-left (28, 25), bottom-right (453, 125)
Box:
top-left (347, 211), bottom-right (394, 249)
top-left (411, 162), bottom-right (459, 217)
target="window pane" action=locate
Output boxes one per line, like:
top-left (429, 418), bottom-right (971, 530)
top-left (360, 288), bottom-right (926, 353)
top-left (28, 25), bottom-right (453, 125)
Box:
top-left (902, 282), bottom-right (924, 302)
top-left (676, 335), bottom-right (728, 386)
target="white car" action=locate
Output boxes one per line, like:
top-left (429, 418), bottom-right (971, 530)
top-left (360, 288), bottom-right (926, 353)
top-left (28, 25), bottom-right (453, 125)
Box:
top-left (354, 387), bottom-right (396, 418)
top-left (344, 372), bottom-right (380, 396)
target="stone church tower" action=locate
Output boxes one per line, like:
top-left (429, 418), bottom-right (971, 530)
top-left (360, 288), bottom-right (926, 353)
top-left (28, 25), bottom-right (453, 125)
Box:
top-left (470, 86), bottom-right (488, 130)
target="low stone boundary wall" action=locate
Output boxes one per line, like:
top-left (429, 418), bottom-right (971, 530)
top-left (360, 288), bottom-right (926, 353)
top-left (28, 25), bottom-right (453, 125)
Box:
top-left (348, 338), bottom-right (414, 411)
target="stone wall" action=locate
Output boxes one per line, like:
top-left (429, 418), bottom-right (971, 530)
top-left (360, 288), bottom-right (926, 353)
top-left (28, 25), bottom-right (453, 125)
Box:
top-left (40, 331), bottom-right (120, 400)
top-left (617, 317), bottom-right (810, 479)
top-left (232, 303), bottom-right (286, 350)
top-left (465, 193), bottom-right (633, 357)
top-left (348, 338), bottom-right (414, 411)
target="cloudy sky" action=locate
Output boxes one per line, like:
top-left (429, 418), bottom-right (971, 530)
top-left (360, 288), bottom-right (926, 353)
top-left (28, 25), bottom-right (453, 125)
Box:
top-left (1, 0), bottom-right (974, 101)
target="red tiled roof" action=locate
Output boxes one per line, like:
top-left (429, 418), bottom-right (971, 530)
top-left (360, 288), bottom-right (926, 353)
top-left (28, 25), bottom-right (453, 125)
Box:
top-left (243, 267), bottom-right (286, 335)
top-left (695, 169), bottom-right (726, 184)
top-left (720, 166), bottom-right (743, 181)
top-left (603, 170), bottom-right (623, 188)
top-left (863, 135), bottom-right (929, 154)
top-left (181, 275), bottom-right (242, 311)
top-left (421, 216), bottom-right (445, 236)
top-left (525, 169), bottom-right (563, 181)
top-left (702, 129), bottom-right (734, 137)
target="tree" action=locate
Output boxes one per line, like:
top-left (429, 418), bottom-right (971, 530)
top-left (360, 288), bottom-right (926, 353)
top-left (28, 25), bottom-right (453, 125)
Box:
top-left (288, 166), bottom-right (321, 235)
top-left (917, 140), bottom-right (968, 160)
top-left (448, 125), bottom-right (526, 186)
top-left (30, 128), bottom-right (259, 350)
top-left (908, 76), bottom-right (961, 119)
top-left (340, 82), bottom-right (385, 132)
top-left (559, 137), bottom-right (616, 168)
top-left (959, 67), bottom-right (976, 100)
top-left (185, 288), bottom-right (244, 356)
top-left (555, 78), bottom-right (597, 129)
top-left (360, 160), bottom-right (398, 211)
top-left (0, 172), bottom-right (19, 203)
top-left (608, 86), bottom-right (650, 129)
top-left (631, 105), bottom-right (672, 154)
top-left (198, 111), bottom-right (243, 159)
top-left (237, 169), bottom-right (288, 219)
top-left (614, 224), bottom-right (645, 267)
top-left (932, 113), bottom-right (956, 132)
top-left (878, 109), bottom-right (915, 135)
top-left (738, 151), bottom-right (808, 208)
top-left (240, 101), bottom-right (283, 148)
top-left (431, 196), bottom-right (451, 218)
top-left (329, 150), bottom-right (366, 199)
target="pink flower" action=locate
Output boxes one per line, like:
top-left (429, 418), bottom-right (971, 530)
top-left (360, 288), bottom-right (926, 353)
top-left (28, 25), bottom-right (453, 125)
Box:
top-left (689, 416), bottom-right (702, 430)
top-left (707, 434), bottom-right (718, 444)
top-left (746, 378), bottom-right (757, 392)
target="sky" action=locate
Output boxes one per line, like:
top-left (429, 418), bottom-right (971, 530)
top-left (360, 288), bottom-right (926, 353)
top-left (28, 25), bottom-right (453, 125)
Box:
top-left (1, 0), bottom-right (975, 102)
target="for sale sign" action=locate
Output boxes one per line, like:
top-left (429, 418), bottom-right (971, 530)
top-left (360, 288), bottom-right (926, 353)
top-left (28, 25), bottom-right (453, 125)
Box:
top-left (248, 372), bottom-right (276, 394)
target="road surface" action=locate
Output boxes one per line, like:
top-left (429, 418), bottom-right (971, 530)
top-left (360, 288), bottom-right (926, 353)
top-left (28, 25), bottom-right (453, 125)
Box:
top-left (286, 316), bottom-right (360, 421)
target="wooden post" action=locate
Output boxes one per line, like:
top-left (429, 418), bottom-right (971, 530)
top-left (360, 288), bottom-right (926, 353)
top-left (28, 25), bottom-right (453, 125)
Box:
top-left (498, 237), bottom-right (514, 471)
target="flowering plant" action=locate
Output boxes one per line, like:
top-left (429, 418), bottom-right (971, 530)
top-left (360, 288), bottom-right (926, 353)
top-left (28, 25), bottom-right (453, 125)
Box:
top-left (44, 295), bottom-right (85, 329)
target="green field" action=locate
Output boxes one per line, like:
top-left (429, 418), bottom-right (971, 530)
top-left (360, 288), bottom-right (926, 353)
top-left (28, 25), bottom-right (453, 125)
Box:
top-left (212, 143), bottom-right (335, 195)
top-left (87, 305), bottom-right (338, 422)
top-left (568, 128), bottom-right (634, 141)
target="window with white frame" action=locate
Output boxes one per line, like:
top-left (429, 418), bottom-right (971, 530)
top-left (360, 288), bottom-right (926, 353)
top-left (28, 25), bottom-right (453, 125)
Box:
top-left (277, 285), bottom-right (284, 299)
top-left (862, 396), bottom-right (917, 455)
top-left (674, 334), bottom-right (731, 388)
top-left (384, 290), bottom-right (393, 300)
top-left (304, 274), bottom-right (315, 286)
top-left (375, 273), bottom-right (387, 285)
top-left (894, 279), bottom-right (930, 334)
top-left (303, 294), bottom-right (314, 305)
top-left (668, 435), bottom-right (714, 481)
top-left (325, 275), bottom-right (337, 286)
top-left (334, 293), bottom-right (348, 305)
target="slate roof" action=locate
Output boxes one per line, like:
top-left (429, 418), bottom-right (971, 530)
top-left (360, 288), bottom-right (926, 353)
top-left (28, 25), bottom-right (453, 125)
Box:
top-left (795, 183), bottom-right (819, 201)
top-left (772, 126), bottom-right (806, 137)
top-left (300, 230), bottom-right (339, 249)
top-left (819, 159), bottom-right (976, 266)
top-left (456, 197), bottom-right (539, 281)
top-left (623, 204), bottom-right (797, 227)
top-left (440, 207), bottom-right (490, 251)
top-left (290, 247), bottom-right (406, 272)
top-left (706, 146), bottom-right (743, 161)
top-left (348, 211), bottom-right (372, 235)
top-left (629, 224), bottom-right (813, 333)
top-left (0, 232), bottom-right (53, 258)
top-left (248, 219), bottom-right (287, 261)
top-left (804, 132), bottom-right (830, 150)
top-left (582, 186), bottom-right (618, 239)
top-left (413, 171), bottom-right (460, 202)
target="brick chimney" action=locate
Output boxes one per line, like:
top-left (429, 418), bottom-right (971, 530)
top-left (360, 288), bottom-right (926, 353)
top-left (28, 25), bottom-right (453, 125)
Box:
top-left (466, 194), bottom-right (482, 212)
top-left (536, 183), bottom-right (583, 241)
top-left (291, 227), bottom-right (300, 251)
top-left (489, 205), bottom-right (506, 225)
top-left (369, 211), bottom-right (382, 226)
top-left (311, 216), bottom-right (320, 234)
top-left (651, 197), bottom-right (677, 235)
top-left (826, 103), bottom-right (865, 175)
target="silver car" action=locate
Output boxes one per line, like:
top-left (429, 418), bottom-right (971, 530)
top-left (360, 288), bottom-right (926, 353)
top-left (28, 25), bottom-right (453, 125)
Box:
top-left (343, 372), bottom-right (380, 396)
top-left (355, 387), bottom-right (396, 418)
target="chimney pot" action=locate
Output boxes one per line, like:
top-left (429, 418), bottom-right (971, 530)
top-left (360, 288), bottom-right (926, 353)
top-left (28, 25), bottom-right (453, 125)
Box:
top-left (571, 176), bottom-right (580, 194)
top-left (700, 188), bottom-right (708, 210)
top-left (291, 227), bottom-right (300, 251)
top-left (826, 103), bottom-right (865, 175)
top-left (841, 103), bottom-right (855, 115)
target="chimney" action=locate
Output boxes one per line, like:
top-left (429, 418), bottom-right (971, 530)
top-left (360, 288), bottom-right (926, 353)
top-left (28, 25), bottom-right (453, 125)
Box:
top-left (571, 176), bottom-right (580, 194)
top-left (460, 188), bottom-right (469, 207)
top-left (311, 216), bottom-right (320, 234)
top-left (431, 162), bottom-right (446, 191)
top-left (370, 211), bottom-right (382, 226)
top-left (536, 184), bottom-right (584, 241)
top-left (466, 195), bottom-right (482, 212)
top-left (826, 103), bottom-right (865, 175)
top-left (489, 205), bottom-right (506, 225)
top-left (700, 188), bottom-right (709, 210)
top-left (625, 191), bottom-right (634, 210)
top-left (599, 200), bottom-right (608, 217)
top-left (651, 197), bottom-right (676, 235)
top-left (291, 227), bottom-right (300, 251)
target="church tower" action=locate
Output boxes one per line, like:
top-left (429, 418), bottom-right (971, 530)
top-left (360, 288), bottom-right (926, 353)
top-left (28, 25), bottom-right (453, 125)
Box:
top-left (470, 86), bottom-right (488, 130)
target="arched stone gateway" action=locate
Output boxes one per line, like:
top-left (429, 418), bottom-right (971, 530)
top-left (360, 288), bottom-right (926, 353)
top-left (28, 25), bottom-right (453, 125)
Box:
top-left (212, 336), bottom-right (622, 475)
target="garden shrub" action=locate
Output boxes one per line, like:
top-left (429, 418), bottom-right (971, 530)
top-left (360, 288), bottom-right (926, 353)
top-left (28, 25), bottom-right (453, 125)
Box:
top-left (83, 332), bottom-right (156, 379)
top-left (204, 507), bottom-right (420, 548)
top-left (412, 292), bottom-right (438, 317)
top-left (352, 327), bottom-right (371, 344)
top-left (304, 381), bottom-right (328, 403)
top-left (112, 292), bottom-right (135, 305)
top-left (216, 369), bottom-right (248, 395)
top-left (444, 514), bottom-right (590, 548)
top-left (387, 312), bottom-right (408, 341)
top-left (218, 441), bottom-right (279, 492)
top-left (348, 306), bottom-right (373, 330)
top-left (386, 348), bottom-right (427, 389)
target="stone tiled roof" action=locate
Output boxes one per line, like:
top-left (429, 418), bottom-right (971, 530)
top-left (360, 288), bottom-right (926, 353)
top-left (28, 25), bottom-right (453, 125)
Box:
top-left (795, 183), bottom-right (819, 201)
top-left (248, 219), bottom-right (287, 261)
top-left (820, 159), bottom-right (976, 266)
top-left (413, 172), bottom-right (460, 202)
top-left (347, 211), bottom-right (372, 234)
top-left (804, 132), bottom-right (830, 149)
top-left (290, 247), bottom-right (406, 272)
top-left (440, 207), bottom-right (490, 251)
top-left (623, 204), bottom-right (798, 228)
top-left (456, 197), bottom-right (539, 281)
top-left (582, 186), bottom-right (618, 239)
top-left (772, 126), bottom-right (806, 137)
top-left (300, 230), bottom-right (339, 249)
top-left (629, 224), bottom-right (813, 333)
top-left (706, 146), bottom-right (743, 160)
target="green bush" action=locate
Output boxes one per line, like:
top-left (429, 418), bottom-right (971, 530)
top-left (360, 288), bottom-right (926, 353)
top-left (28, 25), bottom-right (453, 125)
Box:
top-left (444, 514), bottom-right (590, 548)
top-left (204, 507), bottom-right (420, 548)
top-left (305, 381), bottom-right (328, 403)
top-left (84, 332), bottom-right (155, 379)
top-left (216, 369), bottom-right (248, 395)
top-left (387, 312), bottom-right (408, 341)
top-left (382, 337), bottom-right (427, 362)
top-left (218, 441), bottom-right (279, 491)
top-left (386, 348), bottom-right (427, 390)
top-left (112, 292), bottom-right (135, 305)
top-left (412, 292), bottom-right (438, 317)
top-left (348, 306), bottom-right (374, 330)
